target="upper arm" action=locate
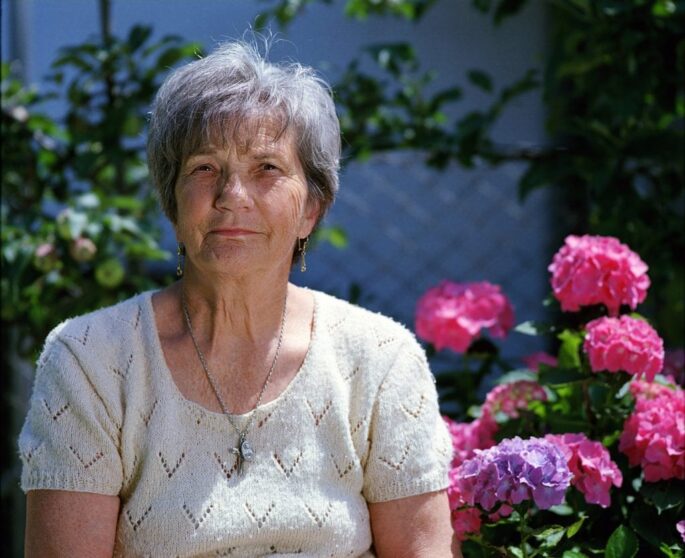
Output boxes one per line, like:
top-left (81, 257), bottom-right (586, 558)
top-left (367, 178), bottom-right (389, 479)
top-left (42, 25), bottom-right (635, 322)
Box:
top-left (369, 490), bottom-right (461, 558)
top-left (362, 337), bottom-right (453, 503)
top-left (25, 490), bottom-right (120, 558)
top-left (18, 333), bottom-right (124, 495)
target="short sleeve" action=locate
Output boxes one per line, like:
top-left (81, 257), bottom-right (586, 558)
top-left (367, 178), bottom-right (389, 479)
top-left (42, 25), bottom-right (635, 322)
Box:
top-left (18, 329), bottom-right (124, 495)
top-left (362, 338), bottom-right (452, 503)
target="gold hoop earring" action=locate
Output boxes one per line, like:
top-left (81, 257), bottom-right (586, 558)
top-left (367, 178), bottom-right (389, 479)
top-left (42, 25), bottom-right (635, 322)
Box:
top-left (176, 243), bottom-right (185, 277)
top-left (298, 237), bottom-right (308, 273)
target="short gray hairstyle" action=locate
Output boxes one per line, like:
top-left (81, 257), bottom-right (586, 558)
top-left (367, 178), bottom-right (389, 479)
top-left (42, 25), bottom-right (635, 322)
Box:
top-left (147, 39), bottom-right (341, 229)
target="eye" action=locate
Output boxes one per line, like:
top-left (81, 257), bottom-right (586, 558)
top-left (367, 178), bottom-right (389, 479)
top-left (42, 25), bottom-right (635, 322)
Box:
top-left (260, 162), bottom-right (280, 172)
top-left (192, 164), bottom-right (214, 173)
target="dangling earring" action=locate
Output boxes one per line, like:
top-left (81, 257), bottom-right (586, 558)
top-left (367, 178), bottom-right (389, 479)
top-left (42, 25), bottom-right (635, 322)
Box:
top-left (176, 243), bottom-right (185, 277)
top-left (298, 237), bottom-right (309, 273)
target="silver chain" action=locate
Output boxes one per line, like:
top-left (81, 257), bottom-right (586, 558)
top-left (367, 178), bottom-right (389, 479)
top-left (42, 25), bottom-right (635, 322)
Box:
top-left (181, 290), bottom-right (288, 447)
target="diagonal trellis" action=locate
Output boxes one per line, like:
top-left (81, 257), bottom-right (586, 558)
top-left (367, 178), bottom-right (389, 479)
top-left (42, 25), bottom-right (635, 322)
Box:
top-left (299, 152), bottom-right (559, 361)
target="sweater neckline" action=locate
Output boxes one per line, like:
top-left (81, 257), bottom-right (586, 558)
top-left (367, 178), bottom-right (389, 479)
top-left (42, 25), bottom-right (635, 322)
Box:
top-left (142, 288), bottom-right (320, 421)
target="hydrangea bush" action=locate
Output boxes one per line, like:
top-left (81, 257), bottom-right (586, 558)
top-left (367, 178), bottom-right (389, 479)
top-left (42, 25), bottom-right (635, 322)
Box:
top-left (417, 234), bottom-right (685, 556)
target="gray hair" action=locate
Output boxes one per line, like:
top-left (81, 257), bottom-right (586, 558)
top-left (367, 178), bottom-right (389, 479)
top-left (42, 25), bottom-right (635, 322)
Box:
top-left (147, 39), bottom-right (341, 230)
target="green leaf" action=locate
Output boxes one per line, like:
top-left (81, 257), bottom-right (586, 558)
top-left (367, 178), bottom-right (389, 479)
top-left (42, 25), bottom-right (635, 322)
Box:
top-left (567, 515), bottom-right (586, 538)
top-left (109, 196), bottom-right (144, 211)
top-left (539, 367), bottom-right (585, 385)
top-left (127, 25), bottom-right (153, 52)
top-left (75, 193), bottom-right (100, 209)
top-left (640, 481), bottom-right (685, 513)
top-left (563, 552), bottom-right (588, 558)
top-left (605, 525), bottom-right (639, 558)
top-left (366, 43), bottom-right (416, 75)
top-left (493, 0), bottom-right (527, 24)
top-left (496, 369), bottom-right (538, 384)
top-left (467, 69), bottom-right (493, 92)
top-left (532, 524), bottom-right (565, 548)
top-left (514, 320), bottom-right (555, 336)
top-left (548, 504), bottom-right (574, 516)
top-left (95, 258), bottom-right (125, 289)
top-left (558, 329), bottom-right (583, 368)
top-left (156, 43), bottom-right (201, 70)
top-left (315, 226), bottom-right (348, 249)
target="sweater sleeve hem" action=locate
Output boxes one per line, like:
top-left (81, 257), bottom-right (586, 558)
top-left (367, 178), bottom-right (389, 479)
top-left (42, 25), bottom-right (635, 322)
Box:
top-left (364, 472), bottom-right (449, 503)
top-left (20, 468), bottom-right (121, 496)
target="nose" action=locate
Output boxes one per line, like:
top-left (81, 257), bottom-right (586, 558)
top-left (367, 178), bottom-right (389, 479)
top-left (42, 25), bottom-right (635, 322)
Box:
top-left (215, 172), bottom-right (252, 211)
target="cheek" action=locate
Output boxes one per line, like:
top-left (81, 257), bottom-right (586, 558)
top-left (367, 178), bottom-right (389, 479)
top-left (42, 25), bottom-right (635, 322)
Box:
top-left (269, 182), bottom-right (308, 225)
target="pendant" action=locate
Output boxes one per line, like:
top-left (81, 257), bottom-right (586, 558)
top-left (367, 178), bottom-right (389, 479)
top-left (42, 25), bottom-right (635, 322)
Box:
top-left (241, 440), bottom-right (255, 462)
top-left (230, 435), bottom-right (255, 475)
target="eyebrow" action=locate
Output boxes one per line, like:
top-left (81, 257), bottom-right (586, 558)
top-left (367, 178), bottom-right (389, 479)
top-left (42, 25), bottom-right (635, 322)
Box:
top-left (185, 145), bottom-right (289, 162)
top-left (185, 147), bottom-right (218, 158)
top-left (252, 150), bottom-right (286, 161)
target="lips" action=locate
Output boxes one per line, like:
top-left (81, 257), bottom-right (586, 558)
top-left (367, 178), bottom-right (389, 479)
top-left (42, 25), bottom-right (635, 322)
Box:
top-left (209, 228), bottom-right (258, 237)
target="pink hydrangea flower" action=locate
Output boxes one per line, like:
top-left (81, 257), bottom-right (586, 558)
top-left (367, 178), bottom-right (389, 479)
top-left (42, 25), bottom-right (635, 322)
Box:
top-left (546, 433), bottom-right (622, 508)
top-left (456, 436), bottom-right (572, 511)
top-left (677, 520), bottom-right (685, 543)
top-left (415, 281), bottom-right (514, 353)
top-left (619, 387), bottom-right (685, 482)
top-left (629, 379), bottom-right (676, 401)
top-left (522, 351), bottom-right (558, 371)
top-left (443, 414), bottom-right (497, 468)
top-left (483, 380), bottom-right (547, 420)
top-left (583, 316), bottom-right (664, 382)
top-left (548, 235), bottom-right (650, 316)
top-left (446, 469), bottom-right (482, 541)
top-left (451, 507), bottom-right (482, 542)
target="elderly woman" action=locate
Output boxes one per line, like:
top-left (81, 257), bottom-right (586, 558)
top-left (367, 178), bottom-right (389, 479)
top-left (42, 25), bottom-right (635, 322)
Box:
top-left (19, 40), bottom-right (458, 557)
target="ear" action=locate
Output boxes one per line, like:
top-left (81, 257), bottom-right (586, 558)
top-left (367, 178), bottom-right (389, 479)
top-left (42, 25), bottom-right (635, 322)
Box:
top-left (299, 197), bottom-right (321, 238)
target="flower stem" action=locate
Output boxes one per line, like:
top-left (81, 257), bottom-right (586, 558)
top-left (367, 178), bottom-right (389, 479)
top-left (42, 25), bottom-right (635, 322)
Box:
top-left (519, 507), bottom-right (529, 558)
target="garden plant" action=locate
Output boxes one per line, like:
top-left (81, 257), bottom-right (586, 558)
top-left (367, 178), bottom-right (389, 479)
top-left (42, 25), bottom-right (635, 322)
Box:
top-left (415, 234), bottom-right (685, 557)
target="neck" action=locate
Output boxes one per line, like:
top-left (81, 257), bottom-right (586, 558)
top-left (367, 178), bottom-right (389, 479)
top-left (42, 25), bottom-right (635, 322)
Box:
top-left (178, 265), bottom-right (290, 350)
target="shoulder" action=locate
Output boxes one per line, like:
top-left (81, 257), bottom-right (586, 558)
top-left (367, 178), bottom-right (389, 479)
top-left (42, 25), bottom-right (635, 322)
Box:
top-left (37, 291), bottom-right (155, 397)
top-left (311, 289), bottom-right (426, 373)
top-left (46, 291), bottom-right (151, 354)
top-left (314, 289), bottom-right (417, 343)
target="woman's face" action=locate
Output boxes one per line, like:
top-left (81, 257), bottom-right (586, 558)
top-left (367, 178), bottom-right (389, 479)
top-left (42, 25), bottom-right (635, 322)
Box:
top-left (174, 120), bottom-right (319, 279)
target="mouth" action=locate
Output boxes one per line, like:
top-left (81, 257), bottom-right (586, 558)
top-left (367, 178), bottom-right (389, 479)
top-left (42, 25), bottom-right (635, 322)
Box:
top-left (209, 228), bottom-right (259, 237)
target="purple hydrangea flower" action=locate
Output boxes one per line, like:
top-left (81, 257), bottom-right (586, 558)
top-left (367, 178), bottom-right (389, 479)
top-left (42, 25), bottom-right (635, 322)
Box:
top-left (456, 436), bottom-right (573, 511)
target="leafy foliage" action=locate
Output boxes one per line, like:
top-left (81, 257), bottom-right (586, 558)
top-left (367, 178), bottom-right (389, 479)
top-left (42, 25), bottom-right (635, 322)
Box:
top-left (1, 26), bottom-right (202, 359)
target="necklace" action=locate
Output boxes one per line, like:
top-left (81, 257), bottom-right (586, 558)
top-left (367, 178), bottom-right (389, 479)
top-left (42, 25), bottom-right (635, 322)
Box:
top-left (181, 290), bottom-right (288, 476)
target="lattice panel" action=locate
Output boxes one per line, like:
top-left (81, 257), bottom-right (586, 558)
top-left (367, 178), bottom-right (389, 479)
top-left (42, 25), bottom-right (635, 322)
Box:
top-left (297, 152), bottom-right (558, 361)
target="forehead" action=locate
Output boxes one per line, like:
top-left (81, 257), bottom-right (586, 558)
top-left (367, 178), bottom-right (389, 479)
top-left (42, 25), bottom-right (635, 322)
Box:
top-left (202, 114), bottom-right (297, 156)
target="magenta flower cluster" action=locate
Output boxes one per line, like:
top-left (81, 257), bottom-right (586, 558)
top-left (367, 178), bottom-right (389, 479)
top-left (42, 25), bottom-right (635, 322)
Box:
top-left (415, 280), bottom-right (514, 353)
top-left (446, 470), bottom-right (483, 542)
top-left (455, 436), bottom-right (572, 511)
top-left (443, 415), bottom-right (496, 469)
top-left (548, 234), bottom-right (650, 316)
top-left (429, 234), bottom-right (682, 548)
top-left (545, 433), bottom-right (622, 508)
top-left (583, 315), bottom-right (664, 382)
top-left (483, 380), bottom-right (547, 420)
top-left (619, 384), bottom-right (685, 482)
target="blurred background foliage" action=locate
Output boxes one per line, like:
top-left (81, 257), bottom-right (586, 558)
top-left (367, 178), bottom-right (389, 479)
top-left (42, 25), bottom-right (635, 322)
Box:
top-left (2, 22), bottom-right (202, 361)
top-left (1, 0), bottom-right (683, 555)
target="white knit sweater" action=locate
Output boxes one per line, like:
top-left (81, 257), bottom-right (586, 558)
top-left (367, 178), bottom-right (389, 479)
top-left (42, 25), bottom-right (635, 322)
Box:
top-left (19, 289), bottom-right (451, 557)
